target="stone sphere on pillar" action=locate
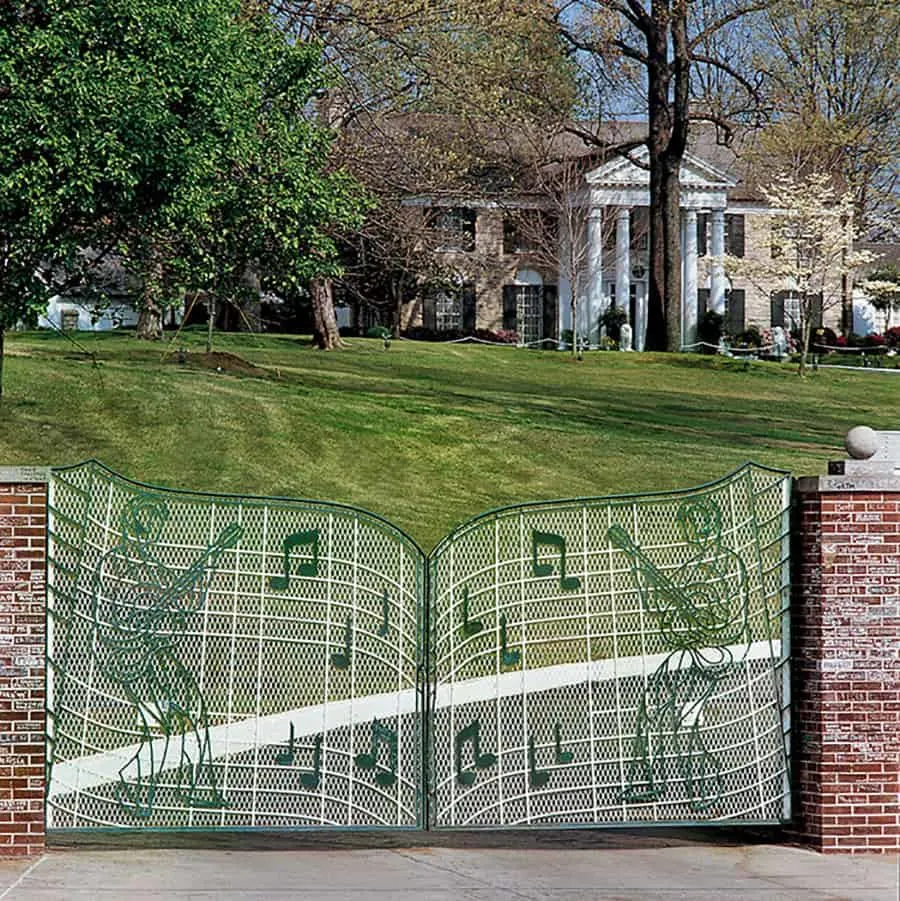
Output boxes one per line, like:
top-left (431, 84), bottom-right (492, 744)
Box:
top-left (845, 426), bottom-right (880, 460)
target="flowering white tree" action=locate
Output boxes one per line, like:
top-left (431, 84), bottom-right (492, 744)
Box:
top-left (722, 172), bottom-right (875, 376)
top-left (864, 266), bottom-right (900, 331)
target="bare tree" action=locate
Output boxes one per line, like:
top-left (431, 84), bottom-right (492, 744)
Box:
top-left (551, 0), bottom-right (771, 351)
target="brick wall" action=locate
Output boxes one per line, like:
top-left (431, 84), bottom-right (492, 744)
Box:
top-left (0, 479), bottom-right (47, 857)
top-left (791, 483), bottom-right (900, 852)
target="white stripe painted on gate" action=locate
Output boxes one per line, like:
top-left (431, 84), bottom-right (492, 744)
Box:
top-left (48, 639), bottom-right (779, 799)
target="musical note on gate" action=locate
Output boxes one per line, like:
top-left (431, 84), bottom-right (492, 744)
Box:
top-left (300, 735), bottom-right (323, 789)
top-left (528, 736), bottom-right (549, 788)
top-left (275, 724), bottom-right (324, 790)
top-left (330, 616), bottom-right (352, 669)
top-left (455, 719), bottom-right (497, 786)
top-left (554, 723), bottom-right (574, 764)
top-left (377, 588), bottom-right (390, 637)
top-left (269, 529), bottom-right (320, 589)
top-left (460, 586), bottom-right (484, 637)
top-left (500, 615), bottom-right (521, 668)
top-left (275, 721), bottom-right (297, 766)
top-left (532, 531), bottom-right (580, 590)
top-left (354, 719), bottom-right (397, 787)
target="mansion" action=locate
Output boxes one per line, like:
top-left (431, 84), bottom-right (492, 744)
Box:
top-left (384, 128), bottom-right (856, 350)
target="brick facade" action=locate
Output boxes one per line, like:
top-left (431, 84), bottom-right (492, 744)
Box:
top-left (0, 479), bottom-right (47, 857)
top-left (791, 483), bottom-right (900, 852)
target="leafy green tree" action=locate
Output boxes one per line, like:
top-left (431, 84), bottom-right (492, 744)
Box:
top-left (0, 0), bottom-right (364, 392)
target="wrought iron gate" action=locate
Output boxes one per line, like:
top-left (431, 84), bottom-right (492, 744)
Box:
top-left (47, 461), bottom-right (424, 829)
top-left (46, 461), bottom-right (790, 832)
top-left (428, 464), bottom-right (791, 827)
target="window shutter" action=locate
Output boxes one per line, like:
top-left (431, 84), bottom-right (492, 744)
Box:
top-left (462, 208), bottom-right (476, 251)
top-left (698, 288), bottom-right (710, 317)
top-left (727, 214), bottom-right (745, 257)
top-left (697, 214), bottom-right (709, 257)
top-left (810, 293), bottom-right (824, 328)
top-left (727, 290), bottom-right (745, 336)
top-left (422, 294), bottom-right (437, 331)
top-left (542, 285), bottom-right (558, 342)
top-left (503, 217), bottom-right (517, 255)
top-left (462, 284), bottom-right (477, 333)
top-left (502, 286), bottom-right (518, 331)
top-left (770, 292), bottom-right (785, 329)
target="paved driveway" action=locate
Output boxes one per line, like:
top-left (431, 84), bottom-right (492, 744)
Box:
top-left (1, 843), bottom-right (897, 901)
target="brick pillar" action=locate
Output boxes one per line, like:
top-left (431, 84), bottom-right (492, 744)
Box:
top-left (0, 468), bottom-right (49, 857)
top-left (792, 479), bottom-right (900, 853)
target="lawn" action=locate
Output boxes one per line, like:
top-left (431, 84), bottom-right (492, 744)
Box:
top-left (1, 328), bottom-right (894, 548)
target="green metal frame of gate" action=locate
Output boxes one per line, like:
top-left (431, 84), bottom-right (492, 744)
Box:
top-left (46, 460), bottom-right (791, 832)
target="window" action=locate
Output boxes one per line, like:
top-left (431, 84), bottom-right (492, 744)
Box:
top-left (771, 291), bottom-right (822, 331)
top-left (725, 289), bottom-right (745, 335)
top-left (428, 207), bottom-right (476, 252)
top-left (503, 211), bottom-right (556, 255)
top-left (503, 284), bottom-right (551, 345)
top-left (435, 290), bottom-right (462, 331)
top-left (725, 214), bottom-right (745, 257)
top-left (697, 214), bottom-right (709, 257)
top-left (423, 283), bottom-right (476, 332)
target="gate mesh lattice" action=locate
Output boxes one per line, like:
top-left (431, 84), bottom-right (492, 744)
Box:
top-left (46, 461), bottom-right (790, 831)
top-left (428, 464), bottom-right (790, 827)
top-left (47, 462), bottom-right (424, 829)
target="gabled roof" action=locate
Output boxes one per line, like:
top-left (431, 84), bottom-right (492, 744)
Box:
top-left (585, 145), bottom-right (736, 190)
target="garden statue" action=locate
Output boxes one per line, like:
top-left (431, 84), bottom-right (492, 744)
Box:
top-left (619, 322), bottom-right (633, 351)
top-left (772, 326), bottom-right (788, 359)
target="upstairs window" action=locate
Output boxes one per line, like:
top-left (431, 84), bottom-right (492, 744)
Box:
top-left (725, 214), bottom-right (745, 257)
top-left (428, 207), bottom-right (476, 252)
top-left (504, 211), bottom-right (557, 255)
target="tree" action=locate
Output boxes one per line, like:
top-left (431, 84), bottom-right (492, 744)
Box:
top-left (552, 1), bottom-right (771, 352)
top-left (722, 171), bottom-right (874, 375)
top-left (271, 0), bottom-right (575, 347)
top-left (864, 266), bottom-right (900, 331)
top-left (752, 0), bottom-right (899, 333)
top-left (0, 0), bottom-right (364, 392)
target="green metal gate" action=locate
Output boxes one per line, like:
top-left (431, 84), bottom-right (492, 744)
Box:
top-left (47, 461), bottom-right (424, 829)
top-left (428, 464), bottom-right (791, 827)
top-left (46, 461), bottom-right (790, 832)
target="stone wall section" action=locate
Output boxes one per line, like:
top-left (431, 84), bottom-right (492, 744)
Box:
top-left (791, 485), bottom-right (900, 852)
top-left (0, 480), bottom-right (47, 857)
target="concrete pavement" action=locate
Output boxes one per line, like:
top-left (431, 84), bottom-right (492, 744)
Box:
top-left (1, 843), bottom-right (897, 901)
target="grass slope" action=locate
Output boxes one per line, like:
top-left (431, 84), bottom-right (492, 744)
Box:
top-left (2, 329), bottom-right (894, 548)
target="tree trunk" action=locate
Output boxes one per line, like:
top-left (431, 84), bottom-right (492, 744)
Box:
top-left (662, 160), bottom-right (683, 351)
top-left (644, 1), bottom-right (689, 353)
top-left (798, 314), bottom-right (812, 378)
top-left (136, 302), bottom-right (163, 340)
top-left (311, 277), bottom-right (343, 349)
top-left (135, 245), bottom-right (164, 340)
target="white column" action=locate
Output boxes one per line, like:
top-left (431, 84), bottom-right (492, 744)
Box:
top-left (634, 284), bottom-right (647, 352)
top-left (682, 209), bottom-right (698, 350)
top-left (585, 208), bottom-right (605, 346)
top-left (710, 209), bottom-right (726, 315)
top-left (615, 209), bottom-right (630, 317)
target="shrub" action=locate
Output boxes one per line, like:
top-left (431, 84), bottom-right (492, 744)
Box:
top-left (732, 326), bottom-right (762, 348)
top-left (884, 326), bottom-right (900, 348)
top-left (600, 305), bottom-right (628, 343)
top-left (697, 310), bottom-right (724, 351)
top-left (811, 327), bottom-right (839, 351)
top-left (365, 326), bottom-right (391, 339)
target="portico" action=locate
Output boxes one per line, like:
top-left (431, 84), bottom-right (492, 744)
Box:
top-left (558, 148), bottom-right (735, 349)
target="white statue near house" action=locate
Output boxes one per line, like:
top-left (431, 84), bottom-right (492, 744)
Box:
top-left (619, 322), bottom-right (633, 351)
top-left (772, 326), bottom-right (788, 359)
